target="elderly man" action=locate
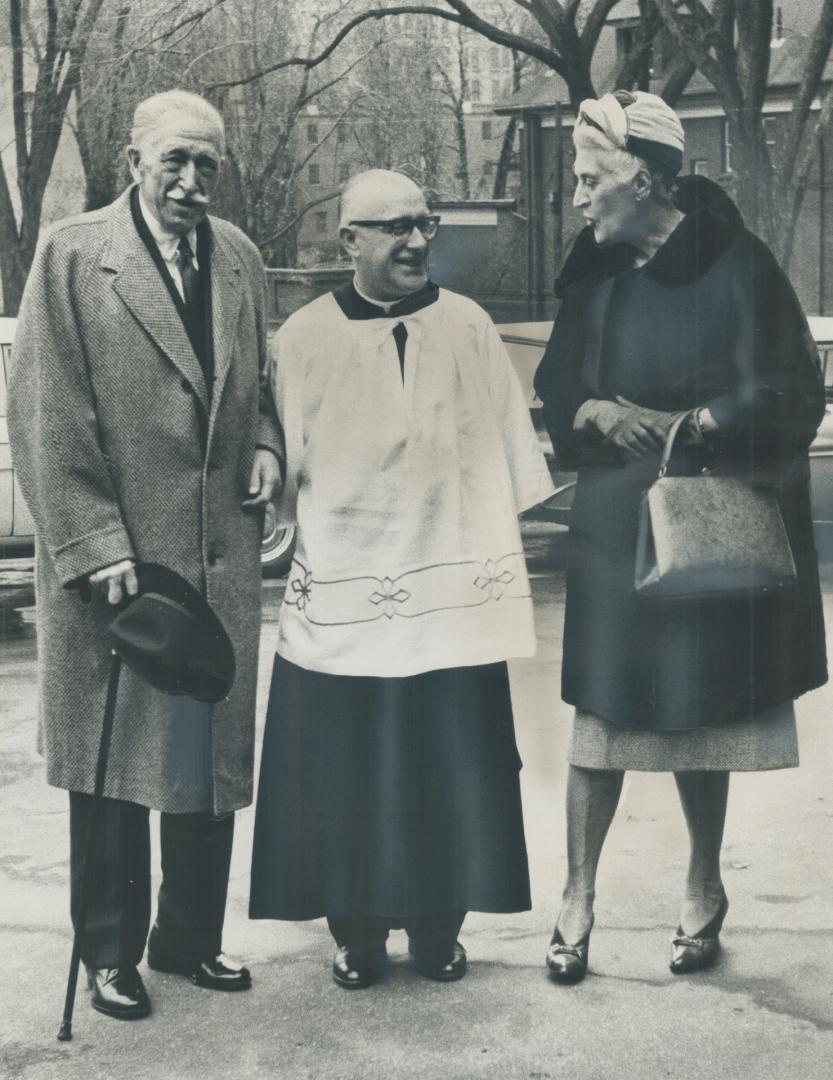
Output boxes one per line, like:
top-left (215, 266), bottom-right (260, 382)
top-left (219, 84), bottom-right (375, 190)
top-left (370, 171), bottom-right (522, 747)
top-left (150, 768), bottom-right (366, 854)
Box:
top-left (249, 169), bottom-right (553, 988)
top-left (7, 90), bottom-right (281, 1020)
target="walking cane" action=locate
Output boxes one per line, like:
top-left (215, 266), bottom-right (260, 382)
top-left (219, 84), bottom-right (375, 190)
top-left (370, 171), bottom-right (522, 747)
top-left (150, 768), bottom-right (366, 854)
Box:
top-left (53, 561), bottom-right (235, 1041)
top-left (57, 650), bottom-right (122, 1042)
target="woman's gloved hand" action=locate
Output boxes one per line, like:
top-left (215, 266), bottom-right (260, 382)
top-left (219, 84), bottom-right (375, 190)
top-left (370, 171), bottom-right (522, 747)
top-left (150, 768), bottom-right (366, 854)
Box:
top-left (615, 397), bottom-right (690, 440)
top-left (576, 398), bottom-right (676, 461)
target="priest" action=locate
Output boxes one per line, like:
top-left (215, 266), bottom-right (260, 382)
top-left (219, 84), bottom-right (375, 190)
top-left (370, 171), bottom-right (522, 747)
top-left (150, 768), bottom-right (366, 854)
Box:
top-left (249, 169), bottom-right (554, 989)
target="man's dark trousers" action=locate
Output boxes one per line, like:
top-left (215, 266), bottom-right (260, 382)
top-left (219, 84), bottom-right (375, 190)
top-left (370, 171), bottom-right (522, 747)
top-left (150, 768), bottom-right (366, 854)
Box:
top-left (69, 792), bottom-right (234, 968)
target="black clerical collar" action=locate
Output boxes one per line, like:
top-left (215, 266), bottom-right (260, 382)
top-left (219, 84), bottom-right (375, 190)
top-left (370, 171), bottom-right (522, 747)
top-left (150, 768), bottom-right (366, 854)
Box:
top-left (333, 279), bottom-right (440, 320)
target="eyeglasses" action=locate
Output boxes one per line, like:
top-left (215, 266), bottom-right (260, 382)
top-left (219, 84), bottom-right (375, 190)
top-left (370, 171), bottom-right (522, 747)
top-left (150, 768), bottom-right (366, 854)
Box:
top-left (348, 214), bottom-right (441, 240)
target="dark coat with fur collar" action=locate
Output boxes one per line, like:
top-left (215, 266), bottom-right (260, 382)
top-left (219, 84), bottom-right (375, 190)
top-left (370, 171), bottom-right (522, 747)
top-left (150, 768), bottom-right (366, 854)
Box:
top-left (533, 176), bottom-right (827, 731)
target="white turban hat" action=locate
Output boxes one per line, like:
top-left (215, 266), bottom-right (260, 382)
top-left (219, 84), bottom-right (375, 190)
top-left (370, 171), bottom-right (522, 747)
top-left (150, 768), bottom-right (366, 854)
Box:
top-left (576, 90), bottom-right (685, 176)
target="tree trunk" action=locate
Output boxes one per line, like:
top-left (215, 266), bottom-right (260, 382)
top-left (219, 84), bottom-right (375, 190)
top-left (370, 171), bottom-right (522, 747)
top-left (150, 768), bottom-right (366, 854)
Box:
top-left (725, 109), bottom-right (774, 244)
top-left (0, 236), bottom-right (35, 317)
top-left (454, 106), bottom-right (471, 199)
top-left (493, 117), bottom-right (517, 198)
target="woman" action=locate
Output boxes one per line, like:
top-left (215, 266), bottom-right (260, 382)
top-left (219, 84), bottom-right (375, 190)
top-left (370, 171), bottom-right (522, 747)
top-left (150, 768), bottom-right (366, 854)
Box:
top-left (534, 90), bottom-right (827, 983)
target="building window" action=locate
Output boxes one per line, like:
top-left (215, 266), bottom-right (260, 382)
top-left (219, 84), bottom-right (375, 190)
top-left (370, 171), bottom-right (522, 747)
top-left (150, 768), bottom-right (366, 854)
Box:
top-left (616, 22), bottom-right (652, 89)
top-left (315, 211), bottom-right (327, 234)
top-left (764, 115), bottom-right (777, 151)
top-left (336, 123), bottom-right (347, 144)
top-left (721, 119), bottom-right (732, 173)
top-left (309, 163), bottom-right (321, 185)
top-left (482, 120), bottom-right (492, 140)
top-left (470, 78), bottom-right (481, 101)
top-left (723, 116), bottom-right (775, 173)
top-left (691, 159), bottom-right (709, 177)
top-left (338, 162), bottom-right (350, 183)
top-left (307, 124), bottom-right (318, 144)
top-left (491, 79), bottom-right (502, 102)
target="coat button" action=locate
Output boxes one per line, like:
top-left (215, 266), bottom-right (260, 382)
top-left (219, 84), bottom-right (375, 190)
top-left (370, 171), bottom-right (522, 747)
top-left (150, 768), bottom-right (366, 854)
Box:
top-left (207, 552), bottom-right (218, 567)
top-left (181, 379), bottom-right (192, 393)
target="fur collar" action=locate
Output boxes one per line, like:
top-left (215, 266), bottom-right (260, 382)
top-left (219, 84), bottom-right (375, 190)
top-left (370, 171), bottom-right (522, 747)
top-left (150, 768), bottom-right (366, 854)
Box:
top-left (555, 176), bottom-right (745, 298)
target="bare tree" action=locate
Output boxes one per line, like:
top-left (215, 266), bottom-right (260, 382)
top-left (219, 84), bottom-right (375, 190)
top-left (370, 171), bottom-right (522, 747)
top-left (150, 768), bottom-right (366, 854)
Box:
top-left (0, 0), bottom-right (107, 314)
top-left (206, 1), bottom-right (691, 110)
top-left (654, 0), bottom-right (833, 265)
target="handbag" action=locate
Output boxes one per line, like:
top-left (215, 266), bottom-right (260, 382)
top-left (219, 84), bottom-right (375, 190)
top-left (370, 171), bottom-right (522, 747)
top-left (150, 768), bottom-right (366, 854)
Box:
top-left (634, 411), bottom-right (798, 599)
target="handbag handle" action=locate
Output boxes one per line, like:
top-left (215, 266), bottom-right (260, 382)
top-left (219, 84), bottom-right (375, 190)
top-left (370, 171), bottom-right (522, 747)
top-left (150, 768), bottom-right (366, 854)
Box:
top-left (657, 410), bottom-right (695, 479)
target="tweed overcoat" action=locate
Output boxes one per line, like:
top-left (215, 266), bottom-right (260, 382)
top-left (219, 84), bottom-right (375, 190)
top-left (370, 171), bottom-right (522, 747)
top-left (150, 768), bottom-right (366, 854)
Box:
top-left (533, 176), bottom-right (827, 732)
top-left (7, 187), bottom-right (282, 814)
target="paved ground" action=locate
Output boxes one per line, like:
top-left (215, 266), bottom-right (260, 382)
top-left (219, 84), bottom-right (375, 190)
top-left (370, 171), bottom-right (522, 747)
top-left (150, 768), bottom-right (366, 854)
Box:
top-left (1, 527), bottom-right (832, 1080)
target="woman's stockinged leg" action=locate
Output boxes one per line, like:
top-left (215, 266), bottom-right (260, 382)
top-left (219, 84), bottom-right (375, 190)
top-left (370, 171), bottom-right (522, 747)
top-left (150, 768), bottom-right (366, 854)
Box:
top-left (673, 770), bottom-right (730, 935)
top-left (557, 765), bottom-right (625, 943)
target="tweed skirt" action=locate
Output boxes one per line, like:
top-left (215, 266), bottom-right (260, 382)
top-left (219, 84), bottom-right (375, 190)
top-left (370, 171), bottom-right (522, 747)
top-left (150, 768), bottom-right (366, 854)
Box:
top-left (249, 655), bottom-right (531, 921)
top-left (568, 700), bottom-right (798, 772)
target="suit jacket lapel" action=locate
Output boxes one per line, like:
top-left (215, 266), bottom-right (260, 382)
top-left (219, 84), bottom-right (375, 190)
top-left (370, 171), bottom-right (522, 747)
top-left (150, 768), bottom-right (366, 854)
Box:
top-left (208, 225), bottom-right (243, 414)
top-left (102, 189), bottom-right (210, 412)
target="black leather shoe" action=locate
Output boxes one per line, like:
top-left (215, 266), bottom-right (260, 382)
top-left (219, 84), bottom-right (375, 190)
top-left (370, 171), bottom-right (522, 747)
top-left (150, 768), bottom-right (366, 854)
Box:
top-left (546, 920), bottom-right (592, 985)
top-left (670, 893), bottom-right (729, 975)
top-left (86, 966), bottom-right (151, 1020)
top-left (332, 946), bottom-right (386, 989)
top-left (408, 938), bottom-right (468, 982)
top-left (147, 932), bottom-right (251, 991)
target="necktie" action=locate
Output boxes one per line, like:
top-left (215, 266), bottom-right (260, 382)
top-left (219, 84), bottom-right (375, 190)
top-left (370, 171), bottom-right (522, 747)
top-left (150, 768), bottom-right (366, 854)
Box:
top-left (176, 236), bottom-right (199, 310)
top-left (392, 322), bottom-right (408, 383)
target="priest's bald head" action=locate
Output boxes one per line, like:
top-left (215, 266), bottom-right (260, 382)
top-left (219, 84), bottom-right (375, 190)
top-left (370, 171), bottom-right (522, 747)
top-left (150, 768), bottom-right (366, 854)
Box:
top-left (338, 170), bottom-right (439, 302)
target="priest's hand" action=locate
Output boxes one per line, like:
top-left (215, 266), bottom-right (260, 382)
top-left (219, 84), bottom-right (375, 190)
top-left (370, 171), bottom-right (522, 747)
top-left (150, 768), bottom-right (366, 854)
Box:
top-left (242, 448), bottom-right (282, 509)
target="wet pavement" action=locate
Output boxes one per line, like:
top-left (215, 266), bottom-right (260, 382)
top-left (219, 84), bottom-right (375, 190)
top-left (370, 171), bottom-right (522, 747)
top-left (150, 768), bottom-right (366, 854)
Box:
top-left (1, 527), bottom-right (832, 1080)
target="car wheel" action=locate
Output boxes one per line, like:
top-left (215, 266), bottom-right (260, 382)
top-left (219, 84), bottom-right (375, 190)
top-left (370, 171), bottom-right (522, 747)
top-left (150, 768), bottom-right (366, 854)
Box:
top-left (260, 502), bottom-right (296, 575)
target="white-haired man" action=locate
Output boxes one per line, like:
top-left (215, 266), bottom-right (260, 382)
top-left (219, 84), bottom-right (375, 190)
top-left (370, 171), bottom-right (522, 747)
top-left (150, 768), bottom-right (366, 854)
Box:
top-left (249, 170), bottom-right (554, 989)
top-left (8, 90), bottom-right (282, 1019)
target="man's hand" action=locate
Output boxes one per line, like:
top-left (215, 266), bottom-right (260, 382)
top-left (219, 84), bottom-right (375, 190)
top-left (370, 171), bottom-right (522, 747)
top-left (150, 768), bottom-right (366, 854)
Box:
top-left (89, 560), bottom-right (138, 606)
top-left (242, 448), bottom-right (281, 509)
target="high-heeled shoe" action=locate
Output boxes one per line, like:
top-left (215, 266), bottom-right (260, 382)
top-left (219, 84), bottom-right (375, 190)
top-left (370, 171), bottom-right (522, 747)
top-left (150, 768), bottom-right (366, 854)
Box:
top-left (546, 918), bottom-right (593, 984)
top-left (670, 892), bottom-right (729, 975)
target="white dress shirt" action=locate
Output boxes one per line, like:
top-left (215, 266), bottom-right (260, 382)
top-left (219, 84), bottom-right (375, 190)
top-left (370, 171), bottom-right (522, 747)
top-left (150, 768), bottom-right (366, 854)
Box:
top-left (138, 191), bottom-right (198, 301)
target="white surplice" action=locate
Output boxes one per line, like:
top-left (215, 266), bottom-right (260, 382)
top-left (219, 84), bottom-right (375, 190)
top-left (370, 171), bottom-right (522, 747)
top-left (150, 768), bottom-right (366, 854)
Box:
top-left (270, 287), bottom-right (555, 677)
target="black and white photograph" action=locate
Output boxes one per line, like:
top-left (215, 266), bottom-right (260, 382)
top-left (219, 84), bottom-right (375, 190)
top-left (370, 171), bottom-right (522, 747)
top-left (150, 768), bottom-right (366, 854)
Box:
top-left (1, 2), bottom-right (831, 1078)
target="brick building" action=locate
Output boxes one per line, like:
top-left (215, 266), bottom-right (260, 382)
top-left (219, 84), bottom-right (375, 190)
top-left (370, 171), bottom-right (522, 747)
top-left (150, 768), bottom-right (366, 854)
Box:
top-left (493, 0), bottom-right (833, 319)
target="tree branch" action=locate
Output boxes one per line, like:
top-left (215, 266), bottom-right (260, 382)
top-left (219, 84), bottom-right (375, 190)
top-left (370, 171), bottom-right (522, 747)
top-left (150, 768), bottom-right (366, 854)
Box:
top-left (205, 4), bottom-right (566, 91)
top-left (256, 189), bottom-right (340, 248)
top-left (654, 0), bottom-right (740, 104)
top-left (779, 0), bottom-right (833, 183)
top-left (581, 0), bottom-right (627, 56)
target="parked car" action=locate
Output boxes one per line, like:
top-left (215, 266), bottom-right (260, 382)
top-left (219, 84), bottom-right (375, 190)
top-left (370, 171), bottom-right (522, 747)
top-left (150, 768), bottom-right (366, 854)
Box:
top-left (496, 317), bottom-right (833, 549)
top-left (0, 317), bottom-right (295, 572)
top-left (0, 318), bottom-right (35, 550)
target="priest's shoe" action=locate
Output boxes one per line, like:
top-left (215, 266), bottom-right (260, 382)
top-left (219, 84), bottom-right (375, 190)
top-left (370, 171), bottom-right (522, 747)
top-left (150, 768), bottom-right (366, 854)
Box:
top-left (147, 931), bottom-right (251, 991)
top-left (332, 946), bottom-right (386, 989)
top-left (409, 938), bottom-right (468, 982)
top-left (86, 965), bottom-right (151, 1020)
